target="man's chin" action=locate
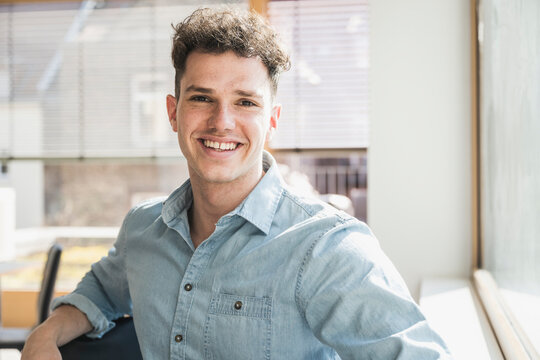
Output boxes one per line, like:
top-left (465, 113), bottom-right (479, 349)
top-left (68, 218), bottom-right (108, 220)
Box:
top-left (189, 160), bottom-right (262, 186)
top-left (196, 168), bottom-right (239, 185)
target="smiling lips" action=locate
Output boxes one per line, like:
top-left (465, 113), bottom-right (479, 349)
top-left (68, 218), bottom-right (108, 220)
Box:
top-left (202, 139), bottom-right (239, 151)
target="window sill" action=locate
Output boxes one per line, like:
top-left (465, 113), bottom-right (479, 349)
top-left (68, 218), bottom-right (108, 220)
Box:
top-left (420, 277), bottom-right (503, 359)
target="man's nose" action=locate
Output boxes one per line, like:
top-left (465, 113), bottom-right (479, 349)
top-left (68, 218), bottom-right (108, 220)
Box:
top-left (209, 103), bottom-right (235, 131)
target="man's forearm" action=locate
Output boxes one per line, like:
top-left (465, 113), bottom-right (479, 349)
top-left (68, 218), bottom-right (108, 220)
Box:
top-left (39, 304), bottom-right (93, 346)
top-left (21, 304), bottom-right (93, 359)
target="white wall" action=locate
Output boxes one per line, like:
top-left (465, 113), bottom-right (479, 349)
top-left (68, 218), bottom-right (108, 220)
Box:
top-left (368, 0), bottom-right (472, 299)
top-left (0, 188), bottom-right (16, 260)
top-left (0, 102), bottom-right (44, 229)
top-left (0, 161), bottom-right (44, 229)
top-left (10, 161), bottom-right (44, 229)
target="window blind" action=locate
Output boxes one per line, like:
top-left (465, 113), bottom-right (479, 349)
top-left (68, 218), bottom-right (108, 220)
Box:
top-left (0, 0), bottom-right (246, 159)
top-left (0, 0), bottom-right (368, 158)
top-left (268, 0), bottom-right (370, 149)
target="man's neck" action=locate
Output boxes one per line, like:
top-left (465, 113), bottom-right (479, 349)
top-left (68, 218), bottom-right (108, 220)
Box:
top-left (188, 170), bottom-right (264, 248)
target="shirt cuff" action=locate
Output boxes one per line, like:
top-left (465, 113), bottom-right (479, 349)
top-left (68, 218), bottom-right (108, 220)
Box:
top-left (51, 293), bottom-right (116, 339)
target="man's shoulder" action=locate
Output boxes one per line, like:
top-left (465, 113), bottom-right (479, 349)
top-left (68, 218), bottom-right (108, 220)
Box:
top-left (278, 186), bottom-right (359, 230)
top-left (276, 187), bottom-right (378, 271)
top-left (125, 196), bottom-right (167, 224)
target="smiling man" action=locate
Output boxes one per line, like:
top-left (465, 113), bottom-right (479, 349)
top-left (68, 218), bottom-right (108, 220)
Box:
top-left (165, 49), bottom-right (282, 248)
top-left (22, 7), bottom-right (451, 360)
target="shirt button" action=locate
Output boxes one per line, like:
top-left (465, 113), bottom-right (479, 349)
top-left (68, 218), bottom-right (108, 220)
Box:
top-left (234, 301), bottom-right (243, 310)
top-left (174, 334), bottom-right (183, 342)
top-left (184, 283), bottom-right (192, 291)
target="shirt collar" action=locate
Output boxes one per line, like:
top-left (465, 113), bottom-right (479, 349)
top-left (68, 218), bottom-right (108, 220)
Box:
top-left (162, 179), bottom-right (192, 228)
top-left (162, 151), bottom-right (284, 235)
top-left (234, 151), bottom-right (284, 234)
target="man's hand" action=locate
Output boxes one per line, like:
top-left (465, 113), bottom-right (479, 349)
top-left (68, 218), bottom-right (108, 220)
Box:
top-left (21, 305), bottom-right (93, 360)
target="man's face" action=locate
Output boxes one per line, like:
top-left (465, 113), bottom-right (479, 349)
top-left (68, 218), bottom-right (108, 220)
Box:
top-left (166, 51), bottom-right (280, 186)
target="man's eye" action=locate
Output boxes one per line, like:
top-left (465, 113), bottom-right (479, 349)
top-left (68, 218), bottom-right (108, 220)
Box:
top-left (240, 100), bottom-right (256, 107)
top-left (191, 96), bottom-right (210, 102)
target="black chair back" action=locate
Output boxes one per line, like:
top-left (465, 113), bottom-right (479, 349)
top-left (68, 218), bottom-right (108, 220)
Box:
top-left (36, 243), bottom-right (62, 324)
top-left (0, 243), bottom-right (63, 351)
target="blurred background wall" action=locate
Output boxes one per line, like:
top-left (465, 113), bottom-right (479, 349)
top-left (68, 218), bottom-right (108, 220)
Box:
top-left (369, 0), bottom-right (472, 298)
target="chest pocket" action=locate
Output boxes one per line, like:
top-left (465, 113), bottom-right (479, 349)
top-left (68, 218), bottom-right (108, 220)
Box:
top-left (204, 293), bottom-right (272, 360)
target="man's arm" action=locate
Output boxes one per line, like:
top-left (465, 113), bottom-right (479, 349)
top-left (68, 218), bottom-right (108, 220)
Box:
top-left (21, 305), bottom-right (93, 360)
top-left (47, 205), bottom-right (136, 341)
top-left (297, 221), bottom-right (452, 359)
top-left (21, 206), bottom-right (138, 360)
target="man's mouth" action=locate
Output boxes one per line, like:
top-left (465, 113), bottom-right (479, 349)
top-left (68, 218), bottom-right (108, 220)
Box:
top-left (202, 139), bottom-right (239, 151)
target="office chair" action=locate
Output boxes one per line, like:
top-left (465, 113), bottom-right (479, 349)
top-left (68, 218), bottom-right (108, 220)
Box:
top-left (0, 243), bottom-right (63, 351)
top-left (59, 316), bottom-right (143, 360)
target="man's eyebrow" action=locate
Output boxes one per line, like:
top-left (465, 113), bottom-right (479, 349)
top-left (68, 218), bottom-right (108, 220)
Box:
top-left (184, 86), bottom-right (264, 99)
top-left (185, 85), bottom-right (213, 94)
top-left (235, 89), bottom-right (263, 99)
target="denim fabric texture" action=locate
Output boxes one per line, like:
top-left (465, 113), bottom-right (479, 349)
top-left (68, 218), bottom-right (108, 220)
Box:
top-left (52, 152), bottom-right (451, 359)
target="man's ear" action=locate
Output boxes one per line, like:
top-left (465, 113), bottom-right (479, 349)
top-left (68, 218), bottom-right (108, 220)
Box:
top-left (166, 94), bottom-right (178, 132)
top-left (266, 104), bottom-right (281, 142)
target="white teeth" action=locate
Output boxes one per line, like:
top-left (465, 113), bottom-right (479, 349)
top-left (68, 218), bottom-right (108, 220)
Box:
top-left (203, 139), bottom-right (238, 151)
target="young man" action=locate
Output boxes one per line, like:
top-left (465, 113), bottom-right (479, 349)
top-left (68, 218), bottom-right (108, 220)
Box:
top-left (22, 7), bottom-right (451, 359)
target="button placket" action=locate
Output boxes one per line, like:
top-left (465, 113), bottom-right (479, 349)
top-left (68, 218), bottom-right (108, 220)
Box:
top-left (170, 239), bottom-right (217, 358)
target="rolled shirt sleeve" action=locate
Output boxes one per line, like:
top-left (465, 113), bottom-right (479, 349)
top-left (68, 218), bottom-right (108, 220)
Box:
top-left (296, 220), bottom-right (452, 359)
top-left (51, 209), bottom-right (134, 338)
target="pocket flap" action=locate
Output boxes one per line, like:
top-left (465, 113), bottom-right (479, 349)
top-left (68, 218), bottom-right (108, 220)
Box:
top-left (209, 293), bottom-right (272, 320)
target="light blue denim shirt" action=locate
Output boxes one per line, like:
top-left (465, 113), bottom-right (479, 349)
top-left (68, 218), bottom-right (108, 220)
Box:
top-left (52, 152), bottom-right (451, 359)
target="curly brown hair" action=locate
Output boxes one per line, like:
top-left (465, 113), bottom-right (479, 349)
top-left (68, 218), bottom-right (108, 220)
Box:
top-left (171, 7), bottom-right (291, 99)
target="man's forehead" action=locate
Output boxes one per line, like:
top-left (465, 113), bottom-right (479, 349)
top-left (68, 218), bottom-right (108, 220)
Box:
top-left (180, 51), bottom-right (272, 97)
